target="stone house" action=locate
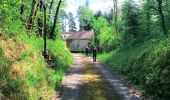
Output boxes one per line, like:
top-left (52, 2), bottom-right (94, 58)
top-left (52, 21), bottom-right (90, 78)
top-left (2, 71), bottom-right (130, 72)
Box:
top-left (66, 30), bottom-right (94, 51)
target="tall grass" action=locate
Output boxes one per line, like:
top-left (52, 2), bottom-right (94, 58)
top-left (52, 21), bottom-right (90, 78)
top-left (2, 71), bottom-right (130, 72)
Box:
top-left (98, 38), bottom-right (170, 99)
top-left (0, 32), bottom-right (73, 99)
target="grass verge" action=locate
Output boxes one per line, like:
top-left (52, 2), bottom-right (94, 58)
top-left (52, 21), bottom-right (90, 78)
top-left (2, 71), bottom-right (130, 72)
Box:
top-left (98, 38), bottom-right (170, 99)
top-left (0, 32), bottom-right (73, 99)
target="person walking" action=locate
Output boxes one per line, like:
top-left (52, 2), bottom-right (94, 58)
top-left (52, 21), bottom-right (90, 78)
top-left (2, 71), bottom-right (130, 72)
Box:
top-left (85, 46), bottom-right (89, 56)
top-left (93, 46), bottom-right (97, 62)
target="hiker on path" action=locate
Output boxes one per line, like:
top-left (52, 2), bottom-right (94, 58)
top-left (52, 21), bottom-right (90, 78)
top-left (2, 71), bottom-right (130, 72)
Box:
top-left (93, 46), bottom-right (97, 62)
top-left (85, 46), bottom-right (89, 56)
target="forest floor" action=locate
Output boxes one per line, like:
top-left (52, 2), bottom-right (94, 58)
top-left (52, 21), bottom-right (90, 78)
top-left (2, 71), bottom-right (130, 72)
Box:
top-left (53, 54), bottom-right (142, 100)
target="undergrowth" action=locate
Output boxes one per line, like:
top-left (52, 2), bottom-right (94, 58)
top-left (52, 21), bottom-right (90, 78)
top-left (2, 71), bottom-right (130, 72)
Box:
top-left (0, 32), bottom-right (73, 99)
top-left (98, 38), bottom-right (170, 99)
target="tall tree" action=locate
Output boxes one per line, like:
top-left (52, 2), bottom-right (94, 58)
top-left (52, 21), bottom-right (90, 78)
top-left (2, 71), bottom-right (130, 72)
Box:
top-left (20, 0), bottom-right (24, 15)
top-left (68, 12), bottom-right (76, 32)
top-left (94, 10), bottom-right (103, 19)
top-left (61, 11), bottom-right (67, 33)
top-left (49, 0), bottom-right (54, 14)
top-left (27, 0), bottom-right (37, 30)
top-left (50, 0), bottom-right (62, 39)
top-left (121, 0), bottom-right (140, 44)
top-left (77, 6), bottom-right (93, 30)
top-left (104, 9), bottom-right (114, 26)
top-left (156, 0), bottom-right (167, 36)
top-left (145, 0), bottom-right (151, 35)
top-left (113, 0), bottom-right (118, 35)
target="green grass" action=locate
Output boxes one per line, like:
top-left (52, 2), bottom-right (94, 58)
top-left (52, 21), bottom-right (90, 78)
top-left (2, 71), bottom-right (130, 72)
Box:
top-left (0, 32), bottom-right (73, 99)
top-left (98, 38), bottom-right (170, 99)
top-left (0, 2), bottom-right (73, 99)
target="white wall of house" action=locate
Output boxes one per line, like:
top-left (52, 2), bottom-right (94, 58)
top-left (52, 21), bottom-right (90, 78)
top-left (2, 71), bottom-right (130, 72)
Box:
top-left (67, 39), bottom-right (89, 51)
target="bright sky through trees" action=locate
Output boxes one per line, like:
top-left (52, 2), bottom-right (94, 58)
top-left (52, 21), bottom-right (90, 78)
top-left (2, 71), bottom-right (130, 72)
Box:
top-left (65, 0), bottom-right (119, 31)
top-left (66, 0), bottom-right (116, 16)
top-left (65, 0), bottom-right (142, 32)
top-left (66, 0), bottom-right (143, 17)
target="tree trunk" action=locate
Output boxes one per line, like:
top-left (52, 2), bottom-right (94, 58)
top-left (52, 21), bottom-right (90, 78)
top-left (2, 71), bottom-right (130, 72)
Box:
top-left (43, 5), bottom-right (47, 53)
top-left (20, 1), bottom-right (24, 15)
top-left (156, 0), bottom-right (167, 36)
top-left (38, 17), bottom-right (43, 37)
top-left (146, 0), bottom-right (151, 34)
top-left (49, 0), bottom-right (54, 14)
top-left (113, 0), bottom-right (118, 35)
top-left (38, 0), bottom-right (43, 11)
top-left (50, 0), bottom-right (62, 39)
top-left (27, 0), bottom-right (37, 30)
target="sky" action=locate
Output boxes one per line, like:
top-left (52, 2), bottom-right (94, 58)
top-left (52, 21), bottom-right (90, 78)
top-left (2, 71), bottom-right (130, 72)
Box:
top-left (65, 0), bottom-right (125, 17)
top-left (64, 0), bottom-right (142, 32)
top-left (64, 0), bottom-right (125, 31)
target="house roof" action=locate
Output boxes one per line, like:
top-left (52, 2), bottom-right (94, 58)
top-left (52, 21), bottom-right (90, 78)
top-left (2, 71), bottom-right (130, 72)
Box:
top-left (67, 30), bottom-right (94, 40)
top-left (61, 34), bottom-right (71, 40)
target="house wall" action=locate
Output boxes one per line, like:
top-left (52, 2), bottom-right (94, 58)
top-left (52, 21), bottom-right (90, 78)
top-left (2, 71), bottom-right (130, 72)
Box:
top-left (66, 39), bottom-right (89, 51)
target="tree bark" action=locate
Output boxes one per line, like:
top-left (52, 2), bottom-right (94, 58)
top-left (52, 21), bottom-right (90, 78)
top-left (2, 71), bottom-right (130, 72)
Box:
top-left (43, 5), bottom-right (47, 54)
top-left (20, 2), bottom-right (24, 15)
top-left (156, 0), bottom-right (167, 36)
top-left (27, 0), bottom-right (37, 30)
top-left (113, 0), bottom-right (118, 35)
top-left (49, 0), bottom-right (54, 14)
top-left (146, 0), bottom-right (151, 34)
top-left (50, 0), bottom-right (62, 39)
top-left (38, 17), bottom-right (43, 37)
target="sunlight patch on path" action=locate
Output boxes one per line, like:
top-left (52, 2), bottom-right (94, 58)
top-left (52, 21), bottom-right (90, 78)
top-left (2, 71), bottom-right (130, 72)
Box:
top-left (80, 65), bottom-right (123, 100)
top-left (55, 54), bottom-right (131, 100)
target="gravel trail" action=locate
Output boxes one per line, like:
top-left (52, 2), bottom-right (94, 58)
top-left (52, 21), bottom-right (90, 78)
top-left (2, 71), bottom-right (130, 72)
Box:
top-left (54, 54), bottom-right (142, 100)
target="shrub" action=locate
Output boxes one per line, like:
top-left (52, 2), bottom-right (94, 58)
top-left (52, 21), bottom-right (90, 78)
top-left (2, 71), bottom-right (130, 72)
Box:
top-left (98, 38), bottom-right (170, 99)
top-left (0, 33), bottom-right (73, 99)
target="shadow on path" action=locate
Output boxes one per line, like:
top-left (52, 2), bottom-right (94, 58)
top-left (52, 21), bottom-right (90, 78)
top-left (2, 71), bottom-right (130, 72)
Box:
top-left (55, 54), bottom-right (141, 100)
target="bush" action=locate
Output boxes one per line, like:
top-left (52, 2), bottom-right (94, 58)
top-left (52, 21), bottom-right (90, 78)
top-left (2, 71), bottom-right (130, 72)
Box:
top-left (123, 39), bottom-right (170, 99)
top-left (92, 16), bottom-right (119, 52)
top-left (98, 38), bottom-right (170, 99)
top-left (0, 33), bottom-right (73, 99)
top-left (0, 48), bottom-right (29, 99)
top-left (47, 39), bottom-right (73, 69)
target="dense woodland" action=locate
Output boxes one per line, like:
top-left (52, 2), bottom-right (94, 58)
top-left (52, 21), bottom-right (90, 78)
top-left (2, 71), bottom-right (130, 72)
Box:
top-left (0, 0), bottom-right (170, 99)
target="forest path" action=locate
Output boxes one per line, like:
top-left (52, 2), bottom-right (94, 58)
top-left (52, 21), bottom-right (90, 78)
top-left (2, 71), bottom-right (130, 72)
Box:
top-left (54, 54), bottom-right (141, 100)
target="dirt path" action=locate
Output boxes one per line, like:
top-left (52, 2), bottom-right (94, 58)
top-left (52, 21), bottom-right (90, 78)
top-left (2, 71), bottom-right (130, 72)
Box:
top-left (55, 54), bottom-right (141, 100)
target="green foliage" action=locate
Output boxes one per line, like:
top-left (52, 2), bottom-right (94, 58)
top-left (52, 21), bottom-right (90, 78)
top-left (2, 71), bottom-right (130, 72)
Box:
top-left (92, 16), bottom-right (109, 34)
top-left (98, 38), bottom-right (170, 99)
top-left (0, 0), bottom-right (24, 36)
top-left (122, 39), bottom-right (170, 99)
top-left (0, 48), bottom-right (29, 99)
top-left (96, 0), bottom-right (170, 99)
top-left (78, 6), bottom-right (94, 30)
top-left (98, 32), bottom-right (119, 52)
top-left (0, 0), bottom-right (73, 99)
top-left (121, 0), bottom-right (140, 45)
top-left (0, 0), bottom-right (73, 98)
top-left (67, 12), bottom-right (76, 32)
top-left (47, 39), bottom-right (73, 69)
top-left (10, 33), bottom-right (73, 99)
top-left (92, 16), bottom-right (119, 52)
top-left (0, 48), bottom-right (9, 88)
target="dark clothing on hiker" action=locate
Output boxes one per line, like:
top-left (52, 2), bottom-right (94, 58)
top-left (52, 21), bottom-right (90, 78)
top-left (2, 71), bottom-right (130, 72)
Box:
top-left (85, 47), bottom-right (89, 56)
top-left (93, 47), bottom-right (97, 62)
